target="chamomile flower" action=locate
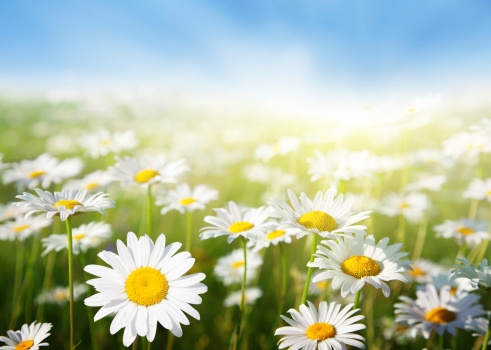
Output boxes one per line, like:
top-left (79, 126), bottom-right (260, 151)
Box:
top-left (463, 178), bottom-right (491, 202)
top-left (307, 149), bottom-right (373, 182)
top-left (248, 223), bottom-right (296, 252)
top-left (451, 256), bottom-right (491, 292)
top-left (213, 248), bottom-right (263, 286)
top-left (406, 259), bottom-right (447, 284)
top-left (409, 148), bottom-right (454, 168)
top-left (254, 137), bottom-right (301, 162)
top-left (200, 202), bottom-right (274, 243)
top-left (0, 202), bottom-right (29, 222)
top-left (309, 234), bottom-right (412, 298)
top-left (84, 232), bottom-right (207, 346)
top-left (406, 174), bottom-right (447, 192)
top-left (0, 321), bottom-right (52, 349)
top-left (108, 154), bottom-right (189, 187)
top-left (65, 170), bottom-right (113, 192)
top-left (36, 284), bottom-right (86, 305)
top-left (416, 273), bottom-right (476, 296)
top-left (15, 188), bottom-right (115, 221)
top-left (224, 287), bottom-right (263, 307)
top-left (80, 128), bottom-right (139, 158)
top-left (42, 221), bottom-right (111, 255)
top-left (466, 314), bottom-right (491, 345)
top-left (434, 218), bottom-right (490, 247)
top-left (0, 215), bottom-right (52, 241)
top-left (269, 189), bottom-right (370, 239)
top-left (443, 131), bottom-right (490, 158)
top-left (155, 183), bottom-right (218, 215)
top-left (394, 284), bottom-right (484, 338)
top-left (275, 301), bottom-right (366, 350)
top-left (377, 192), bottom-right (429, 224)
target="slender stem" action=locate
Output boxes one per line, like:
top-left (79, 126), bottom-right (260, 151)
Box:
top-left (476, 213), bottom-right (491, 263)
top-left (397, 214), bottom-right (406, 248)
top-left (165, 334), bottom-right (174, 350)
top-left (36, 251), bottom-right (56, 320)
top-left (439, 333), bottom-right (444, 350)
top-left (412, 212), bottom-right (428, 261)
top-left (482, 313), bottom-right (491, 350)
top-left (66, 217), bottom-right (75, 350)
top-left (185, 211), bottom-right (192, 252)
top-left (132, 335), bottom-right (139, 350)
top-left (451, 333), bottom-right (457, 350)
top-left (279, 244), bottom-right (287, 314)
top-left (300, 234), bottom-right (318, 306)
top-left (353, 290), bottom-right (361, 309)
top-left (80, 252), bottom-right (98, 350)
top-left (233, 237), bottom-right (248, 350)
top-left (469, 199), bottom-right (479, 220)
top-left (10, 241), bottom-right (23, 325)
top-left (147, 185), bottom-right (153, 237)
top-left (25, 235), bottom-right (41, 322)
top-left (147, 340), bottom-right (151, 350)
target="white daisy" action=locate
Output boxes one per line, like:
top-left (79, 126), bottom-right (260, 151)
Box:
top-left (2, 153), bottom-right (83, 190)
top-left (275, 301), bottom-right (366, 350)
top-left (248, 224), bottom-right (297, 253)
top-left (377, 192), bottom-right (429, 224)
top-left (80, 128), bottom-right (139, 159)
top-left (406, 174), bottom-right (447, 192)
top-left (36, 284), bottom-right (86, 305)
top-left (406, 259), bottom-right (447, 284)
top-left (395, 284), bottom-right (484, 338)
top-left (269, 189), bottom-right (371, 239)
top-left (15, 188), bottom-right (115, 221)
top-left (0, 215), bottom-right (52, 241)
top-left (254, 136), bottom-right (301, 162)
top-left (463, 178), bottom-right (491, 202)
top-left (434, 218), bottom-right (491, 247)
top-left (0, 202), bottom-right (29, 222)
top-left (213, 248), bottom-right (263, 286)
top-left (42, 221), bottom-right (112, 255)
top-left (443, 131), bottom-right (490, 159)
top-left (243, 164), bottom-right (297, 187)
top-left (65, 170), bottom-right (113, 192)
top-left (84, 232), bottom-right (207, 346)
top-left (381, 317), bottom-right (415, 343)
top-left (108, 154), bottom-right (189, 187)
top-left (200, 202), bottom-right (274, 243)
top-left (0, 321), bottom-right (52, 349)
top-left (409, 148), bottom-right (454, 168)
top-left (224, 287), bottom-right (263, 307)
top-left (309, 234), bottom-right (412, 298)
top-left (416, 272), bottom-right (476, 297)
top-left (307, 149), bottom-right (373, 182)
top-left (451, 256), bottom-right (491, 292)
top-left (155, 183), bottom-right (218, 215)
top-left (466, 315), bottom-right (491, 345)
top-left (370, 155), bottom-right (404, 174)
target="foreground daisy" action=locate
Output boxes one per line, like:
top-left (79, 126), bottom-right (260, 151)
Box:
top-left (156, 183), bottom-right (218, 215)
top-left (451, 256), bottom-right (491, 292)
top-left (434, 218), bottom-right (491, 247)
top-left (309, 234), bottom-right (412, 298)
top-left (275, 301), bottom-right (366, 350)
top-left (214, 248), bottom-right (263, 286)
top-left (269, 189), bottom-right (371, 239)
top-left (0, 321), bottom-right (52, 349)
top-left (84, 232), bottom-right (207, 346)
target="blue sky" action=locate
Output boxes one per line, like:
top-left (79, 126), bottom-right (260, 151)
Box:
top-left (0, 0), bottom-right (490, 102)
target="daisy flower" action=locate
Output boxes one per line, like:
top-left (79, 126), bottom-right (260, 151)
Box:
top-left (395, 284), bottom-right (484, 338)
top-left (0, 215), bottom-right (52, 241)
top-left (409, 148), bottom-right (454, 168)
top-left (443, 131), bottom-right (490, 158)
top-left (254, 136), bottom-right (301, 162)
top-left (213, 248), bottom-right (263, 286)
top-left (416, 272), bottom-right (476, 296)
top-left (463, 178), bottom-right (491, 202)
top-left (377, 192), bottom-right (429, 224)
top-left (156, 183), bottom-right (218, 215)
top-left (2, 153), bottom-right (83, 190)
top-left (451, 256), bottom-right (491, 292)
top-left (200, 202), bottom-right (274, 243)
top-left (80, 128), bottom-right (139, 158)
top-left (269, 189), bottom-right (371, 240)
top-left (108, 154), bottom-right (189, 187)
top-left (434, 218), bottom-right (491, 247)
top-left (0, 202), bottom-right (29, 222)
top-left (243, 164), bottom-right (297, 187)
top-left (15, 188), bottom-right (115, 221)
top-left (248, 223), bottom-right (296, 253)
top-left (84, 232), bottom-right (207, 346)
top-left (308, 234), bottom-right (412, 298)
top-left (275, 301), bottom-right (366, 350)
top-left (370, 155), bottom-right (404, 174)
top-left (466, 314), bottom-right (491, 345)
top-left (406, 174), bottom-right (447, 192)
top-left (0, 321), bottom-right (52, 349)
top-left (307, 149), bottom-right (373, 182)
top-left (406, 259), bottom-right (447, 284)
top-left (42, 221), bottom-right (112, 255)
top-left (224, 287), bottom-right (263, 307)
top-left (65, 170), bottom-right (113, 192)
top-left (36, 284), bottom-right (86, 305)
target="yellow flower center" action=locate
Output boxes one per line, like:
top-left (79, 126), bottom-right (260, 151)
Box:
top-left (425, 307), bottom-right (456, 324)
top-left (74, 234), bottom-right (86, 240)
top-left (85, 183), bottom-right (98, 190)
top-left (101, 139), bottom-right (112, 146)
top-left (341, 256), bottom-right (380, 279)
top-left (29, 171), bottom-right (46, 179)
top-left (267, 230), bottom-right (286, 240)
top-left (54, 290), bottom-right (68, 301)
top-left (450, 286), bottom-right (457, 296)
top-left (306, 322), bottom-right (336, 341)
top-left (298, 211), bottom-right (337, 232)
top-left (408, 108), bottom-right (415, 112)
top-left (135, 170), bottom-right (160, 184)
top-left (409, 267), bottom-right (426, 276)
top-left (180, 198), bottom-right (197, 205)
top-left (14, 225), bottom-right (29, 232)
top-left (125, 267), bottom-right (168, 306)
top-left (400, 203), bottom-right (411, 208)
top-left (457, 227), bottom-right (475, 235)
top-left (232, 261), bottom-right (245, 269)
top-left (316, 281), bottom-right (327, 290)
top-left (54, 200), bottom-right (84, 210)
top-left (229, 221), bottom-right (254, 233)
top-left (15, 340), bottom-right (34, 350)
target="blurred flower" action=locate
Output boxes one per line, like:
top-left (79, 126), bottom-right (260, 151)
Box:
top-left (269, 189), bottom-right (370, 239)
top-left (409, 148), bottom-right (454, 168)
top-left (248, 223), bottom-right (296, 253)
top-left (466, 314), bottom-right (491, 345)
top-left (275, 301), bottom-right (366, 350)
top-left (434, 218), bottom-right (490, 247)
top-left (309, 234), bottom-right (412, 298)
top-left (406, 174), bottom-right (447, 192)
top-left (377, 192), bottom-right (429, 223)
top-left (84, 232), bottom-right (207, 346)
top-left (443, 131), bottom-right (490, 158)
top-left (0, 202), bottom-right (30, 222)
top-left (0, 321), bottom-right (52, 349)
top-left (406, 259), bottom-right (447, 284)
top-left (243, 164), bottom-right (297, 187)
top-left (254, 136), bottom-right (300, 162)
top-left (224, 287), bottom-right (262, 307)
top-left (463, 178), bottom-right (491, 202)
top-left (214, 248), bottom-right (262, 286)
top-left (156, 183), bottom-right (218, 215)
top-left (395, 284), bottom-right (484, 338)
top-left (381, 317), bottom-right (414, 343)
top-left (36, 284), bottom-right (86, 305)
top-left (0, 215), bottom-right (51, 241)
top-left (65, 170), bottom-right (113, 192)
top-left (307, 149), bottom-right (373, 182)
top-left (451, 256), bottom-right (491, 292)
top-left (80, 128), bottom-right (139, 158)
top-left (417, 272), bottom-right (476, 296)
top-left (370, 155), bottom-right (404, 174)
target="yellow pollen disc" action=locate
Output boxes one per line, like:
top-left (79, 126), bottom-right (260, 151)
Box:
top-left (457, 227), bottom-right (475, 235)
top-left (85, 183), bottom-right (98, 190)
top-left (400, 203), bottom-right (411, 208)
top-left (74, 234), bottom-right (86, 240)
top-left (29, 171), bottom-right (46, 179)
top-left (409, 267), bottom-right (426, 276)
top-left (54, 290), bottom-right (68, 301)
top-left (180, 198), bottom-right (197, 205)
top-left (229, 221), bottom-right (254, 233)
top-left (341, 256), bottom-right (380, 279)
top-left (135, 169), bottom-right (160, 184)
top-left (125, 267), bottom-right (168, 306)
top-left (53, 200), bottom-right (84, 210)
top-left (14, 225), bottom-right (29, 232)
top-left (267, 230), bottom-right (286, 240)
top-left (15, 340), bottom-right (34, 350)
top-left (298, 211), bottom-right (337, 232)
top-left (450, 286), bottom-right (457, 296)
top-left (232, 261), bottom-right (245, 269)
top-left (306, 323), bottom-right (336, 341)
top-left (101, 139), bottom-right (112, 146)
top-left (425, 307), bottom-right (456, 324)
top-left (316, 281), bottom-right (327, 290)
top-left (408, 108), bottom-right (415, 112)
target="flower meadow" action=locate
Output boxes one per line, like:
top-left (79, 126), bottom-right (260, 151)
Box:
top-left (1, 97), bottom-right (491, 350)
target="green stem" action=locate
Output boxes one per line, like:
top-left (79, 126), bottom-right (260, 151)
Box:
top-left (25, 235), bottom-right (41, 322)
top-left (66, 217), bottom-right (75, 350)
top-left (165, 334), bottom-right (174, 350)
top-left (36, 251), bottom-right (56, 320)
top-left (233, 237), bottom-right (248, 350)
top-left (482, 313), bottom-right (491, 350)
top-left (353, 290), bottom-right (361, 309)
top-left (132, 335), bottom-right (139, 350)
top-left (451, 333), bottom-right (457, 350)
top-left (279, 244), bottom-right (287, 314)
top-left (439, 334), bottom-right (444, 350)
top-left (147, 185), bottom-right (153, 237)
top-left (300, 234), bottom-right (318, 306)
top-left (80, 252), bottom-right (98, 350)
top-left (185, 211), bottom-right (192, 252)
top-left (397, 214), bottom-right (406, 248)
top-left (469, 199), bottom-right (479, 220)
top-left (412, 212), bottom-right (428, 262)
top-left (10, 241), bottom-right (24, 326)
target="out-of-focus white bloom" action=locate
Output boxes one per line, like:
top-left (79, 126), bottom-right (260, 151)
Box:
top-left (0, 202), bottom-right (29, 222)
top-left (417, 272), bottom-right (476, 296)
top-left (0, 215), bottom-right (52, 241)
top-left (108, 154), bottom-right (189, 187)
top-left (463, 178), bottom-right (491, 202)
top-left (254, 136), bottom-right (301, 162)
top-left (377, 192), bottom-right (429, 223)
top-left (434, 218), bottom-right (490, 247)
top-left (381, 317), bottom-right (414, 343)
top-left (243, 164), bottom-right (297, 187)
top-left (214, 248), bottom-right (263, 286)
top-left (466, 315), bottom-right (491, 345)
top-left (224, 287), bottom-right (262, 307)
top-left (344, 192), bottom-right (376, 212)
top-left (406, 259), bottom-right (447, 284)
top-left (409, 148), bottom-right (454, 168)
top-left (65, 170), bottom-right (113, 192)
top-left (0, 321), bottom-right (52, 349)
top-left (406, 174), bottom-right (447, 192)
top-left (248, 223), bottom-right (297, 252)
top-left (80, 128), bottom-right (139, 158)
top-left (307, 149), bottom-right (373, 182)
top-left (443, 131), bottom-right (490, 158)
top-left (370, 155), bottom-right (404, 174)
top-left (451, 256), bottom-right (491, 292)
top-left (2, 153), bottom-right (83, 190)
top-left (156, 183), bottom-right (218, 215)
top-left (36, 284), bottom-right (86, 305)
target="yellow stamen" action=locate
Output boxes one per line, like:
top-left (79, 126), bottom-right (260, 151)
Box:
top-left (101, 139), bottom-right (112, 146)
top-left (125, 267), bottom-right (168, 306)
top-left (14, 225), bottom-right (29, 232)
top-left (15, 340), bottom-right (34, 350)
top-left (341, 256), bottom-right (380, 279)
top-left (425, 307), bottom-right (456, 324)
top-left (306, 322), bottom-right (336, 341)
top-left (450, 286), bottom-right (457, 296)
top-left (267, 230), bottom-right (286, 240)
top-left (29, 171), bottom-right (46, 179)
top-left (54, 290), bottom-right (68, 301)
top-left (74, 234), bottom-right (86, 240)
top-left (229, 221), bottom-right (254, 233)
top-left (408, 108), bottom-right (415, 112)
top-left (232, 261), bottom-right (245, 269)
top-left (316, 281), bottom-right (327, 290)
top-left (53, 200), bottom-right (83, 210)
top-left (400, 203), bottom-right (411, 208)
top-left (85, 183), bottom-right (98, 190)
top-left (135, 169), bottom-right (160, 184)
top-left (298, 211), bottom-right (337, 232)
top-left (457, 227), bottom-right (475, 235)
top-left (180, 198), bottom-right (197, 205)
top-left (409, 267), bottom-right (426, 276)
